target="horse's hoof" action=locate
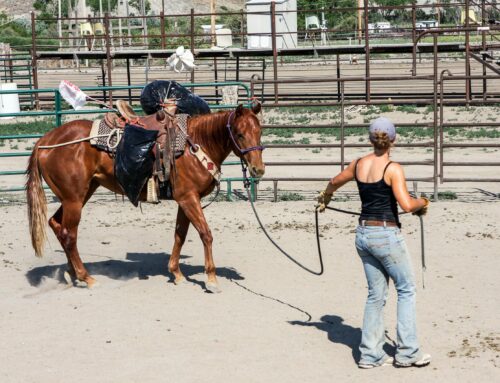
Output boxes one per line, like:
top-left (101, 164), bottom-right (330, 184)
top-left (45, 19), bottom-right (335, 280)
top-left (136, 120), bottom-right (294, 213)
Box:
top-left (205, 281), bottom-right (221, 294)
top-left (86, 277), bottom-right (98, 289)
top-left (75, 276), bottom-right (98, 288)
top-left (63, 271), bottom-right (75, 286)
top-left (173, 276), bottom-right (187, 285)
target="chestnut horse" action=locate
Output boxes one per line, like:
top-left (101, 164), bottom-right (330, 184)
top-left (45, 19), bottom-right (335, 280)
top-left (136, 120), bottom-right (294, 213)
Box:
top-left (26, 104), bottom-right (264, 292)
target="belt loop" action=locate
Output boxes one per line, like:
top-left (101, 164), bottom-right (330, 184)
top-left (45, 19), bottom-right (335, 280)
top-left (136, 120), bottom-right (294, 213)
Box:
top-left (383, 221), bottom-right (387, 228)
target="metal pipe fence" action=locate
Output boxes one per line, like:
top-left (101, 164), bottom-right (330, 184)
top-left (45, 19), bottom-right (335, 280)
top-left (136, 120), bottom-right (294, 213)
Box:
top-left (14, 0), bottom-right (499, 107)
top-left (0, 81), bottom-right (257, 199)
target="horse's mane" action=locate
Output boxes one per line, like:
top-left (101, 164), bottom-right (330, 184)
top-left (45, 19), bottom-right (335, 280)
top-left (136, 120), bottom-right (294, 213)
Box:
top-left (188, 111), bottom-right (231, 156)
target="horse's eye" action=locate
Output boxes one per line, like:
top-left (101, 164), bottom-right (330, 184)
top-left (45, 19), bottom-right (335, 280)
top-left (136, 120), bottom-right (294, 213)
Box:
top-left (237, 133), bottom-right (244, 140)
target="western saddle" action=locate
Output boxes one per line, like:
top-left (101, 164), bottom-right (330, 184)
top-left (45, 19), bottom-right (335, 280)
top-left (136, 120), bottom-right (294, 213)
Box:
top-left (108, 99), bottom-right (181, 202)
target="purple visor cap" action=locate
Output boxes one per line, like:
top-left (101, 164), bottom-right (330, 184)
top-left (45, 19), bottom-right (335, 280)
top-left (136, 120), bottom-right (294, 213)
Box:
top-left (369, 117), bottom-right (396, 141)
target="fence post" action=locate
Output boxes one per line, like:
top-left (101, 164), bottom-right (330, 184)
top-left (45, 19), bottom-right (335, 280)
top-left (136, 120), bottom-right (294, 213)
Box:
top-left (160, 11), bottom-right (166, 49)
top-left (55, 90), bottom-right (62, 127)
top-left (411, 2), bottom-right (416, 76)
top-left (273, 180), bottom-right (278, 202)
top-left (481, 0), bottom-right (487, 100)
top-left (465, 0), bottom-right (471, 104)
top-left (250, 179), bottom-right (256, 202)
top-left (336, 54), bottom-right (341, 102)
top-left (439, 71), bottom-right (447, 185)
top-left (433, 34), bottom-right (439, 201)
top-left (30, 12), bottom-right (40, 110)
top-left (190, 8), bottom-right (195, 84)
top-left (104, 12), bottom-right (113, 107)
top-left (227, 180), bottom-right (232, 201)
top-left (364, 0), bottom-right (370, 102)
top-left (270, 2), bottom-right (279, 104)
top-left (340, 82), bottom-right (345, 171)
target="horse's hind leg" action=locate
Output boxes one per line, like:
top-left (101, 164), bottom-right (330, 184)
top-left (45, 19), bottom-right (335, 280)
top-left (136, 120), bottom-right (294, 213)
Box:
top-left (48, 206), bottom-right (77, 278)
top-left (168, 207), bottom-right (190, 284)
top-left (50, 182), bottom-right (99, 287)
top-left (56, 200), bottom-right (97, 287)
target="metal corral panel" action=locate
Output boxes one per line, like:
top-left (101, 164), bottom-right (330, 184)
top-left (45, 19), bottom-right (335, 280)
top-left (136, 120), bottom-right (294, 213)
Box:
top-left (246, 0), bottom-right (297, 49)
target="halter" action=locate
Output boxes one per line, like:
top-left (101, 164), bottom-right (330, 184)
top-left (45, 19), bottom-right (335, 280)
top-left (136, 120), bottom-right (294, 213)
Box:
top-left (226, 111), bottom-right (265, 156)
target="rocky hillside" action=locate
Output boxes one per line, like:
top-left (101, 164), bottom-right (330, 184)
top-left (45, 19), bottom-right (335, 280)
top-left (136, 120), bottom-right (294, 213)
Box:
top-left (0, 0), bottom-right (34, 16)
top-left (0, 0), bottom-right (246, 17)
top-left (151, 0), bottom-right (245, 14)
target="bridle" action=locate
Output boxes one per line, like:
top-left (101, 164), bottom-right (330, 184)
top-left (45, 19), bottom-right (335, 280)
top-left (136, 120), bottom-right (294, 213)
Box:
top-left (226, 110), bottom-right (265, 183)
top-left (226, 111), bottom-right (265, 156)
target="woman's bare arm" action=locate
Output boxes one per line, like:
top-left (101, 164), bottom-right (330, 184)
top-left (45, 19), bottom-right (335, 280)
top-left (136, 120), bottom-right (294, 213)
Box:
top-left (388, 163), bottom-right (428, 213)
top-left (324, 159), bottom-right (357, 195)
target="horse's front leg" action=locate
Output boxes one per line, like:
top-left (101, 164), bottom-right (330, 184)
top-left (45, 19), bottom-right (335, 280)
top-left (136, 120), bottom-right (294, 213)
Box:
top-left (178, 195), bottom-right (220, 293)
top-left (169, 206), bottom-right (190, 284)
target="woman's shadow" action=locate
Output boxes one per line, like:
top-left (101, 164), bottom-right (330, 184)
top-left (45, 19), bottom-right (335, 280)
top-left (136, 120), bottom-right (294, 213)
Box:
top-left (289, 315), bottom-right (396, 363)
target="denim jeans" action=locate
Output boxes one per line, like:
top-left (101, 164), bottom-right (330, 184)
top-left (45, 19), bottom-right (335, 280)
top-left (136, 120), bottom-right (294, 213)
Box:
top-left (355, 225), bottom-right (422, 365)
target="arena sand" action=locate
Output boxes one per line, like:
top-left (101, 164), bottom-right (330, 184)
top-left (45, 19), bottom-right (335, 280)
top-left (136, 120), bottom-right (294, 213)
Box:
top-left (0, 191), bottom-right (498, 383)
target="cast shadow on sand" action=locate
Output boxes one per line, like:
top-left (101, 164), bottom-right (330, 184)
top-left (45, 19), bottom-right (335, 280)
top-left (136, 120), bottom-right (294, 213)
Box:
top-left (25, 252), bottom-right (244, 290)
top-left (289, 315), bottom-right (395, 363)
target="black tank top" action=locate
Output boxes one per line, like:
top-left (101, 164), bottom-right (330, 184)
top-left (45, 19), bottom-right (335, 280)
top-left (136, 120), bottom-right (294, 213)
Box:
top-left (355, 160), bottom-right (400, 227)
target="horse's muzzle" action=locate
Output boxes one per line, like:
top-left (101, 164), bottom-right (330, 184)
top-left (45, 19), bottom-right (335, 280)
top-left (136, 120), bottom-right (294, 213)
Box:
top-left (250, 165), bottom-right (265, 179)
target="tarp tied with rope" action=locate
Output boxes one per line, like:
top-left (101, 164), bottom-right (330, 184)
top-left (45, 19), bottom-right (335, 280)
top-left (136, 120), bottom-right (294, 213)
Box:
top-left (140, 80), bottom-right (210, 116)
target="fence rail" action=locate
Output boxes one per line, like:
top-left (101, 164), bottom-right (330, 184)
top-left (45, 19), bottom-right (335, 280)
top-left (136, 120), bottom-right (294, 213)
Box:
top-left (1, 74), bottom-right (499, 201)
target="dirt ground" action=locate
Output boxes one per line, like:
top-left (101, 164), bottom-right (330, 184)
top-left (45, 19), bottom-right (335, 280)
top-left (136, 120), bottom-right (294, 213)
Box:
top-left (0, 77), bottom-right (499, 381)
top-left (0, 190), bottom-right (498, 382)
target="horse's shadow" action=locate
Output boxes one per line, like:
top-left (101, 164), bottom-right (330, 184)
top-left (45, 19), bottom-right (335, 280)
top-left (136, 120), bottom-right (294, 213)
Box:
top-left (25, 252), bottom-right (244, 290)
top-left (289, 315), bottom-right (396, 363)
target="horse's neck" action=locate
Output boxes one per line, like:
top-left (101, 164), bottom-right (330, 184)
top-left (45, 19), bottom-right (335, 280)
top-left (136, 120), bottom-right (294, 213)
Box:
top-left (189, 112), bottom-right (232, 167)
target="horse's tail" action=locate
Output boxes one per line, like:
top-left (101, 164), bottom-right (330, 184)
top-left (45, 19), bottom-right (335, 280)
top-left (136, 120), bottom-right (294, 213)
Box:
top-left (26, 145), bottom-right (47, 257)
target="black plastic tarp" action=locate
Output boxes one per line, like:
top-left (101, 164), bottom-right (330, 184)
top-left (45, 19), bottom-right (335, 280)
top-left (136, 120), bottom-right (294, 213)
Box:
top-left (114, 124), bottom-right (158, 206)
top-left (140, 80), bottom-right (210, 116)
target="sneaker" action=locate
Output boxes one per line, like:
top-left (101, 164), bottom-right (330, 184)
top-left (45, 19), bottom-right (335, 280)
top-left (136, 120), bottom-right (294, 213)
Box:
top-left (395, 353), bottom-right (431, 368)
top-left (358, 356), bottom-right (394, 369)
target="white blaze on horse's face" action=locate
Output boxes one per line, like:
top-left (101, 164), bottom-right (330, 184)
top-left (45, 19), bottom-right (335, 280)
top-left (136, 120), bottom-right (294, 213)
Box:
top-left (233, 106), bottom-right (265, 179)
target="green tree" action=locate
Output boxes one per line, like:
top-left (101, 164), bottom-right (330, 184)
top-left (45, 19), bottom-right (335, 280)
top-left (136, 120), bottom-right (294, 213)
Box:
top-left (87, 0), bottom-right (119, 13)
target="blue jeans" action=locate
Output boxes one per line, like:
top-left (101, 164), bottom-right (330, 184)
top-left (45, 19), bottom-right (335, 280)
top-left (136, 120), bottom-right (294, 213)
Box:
top-left (355, 225), bottom-right (422, 365)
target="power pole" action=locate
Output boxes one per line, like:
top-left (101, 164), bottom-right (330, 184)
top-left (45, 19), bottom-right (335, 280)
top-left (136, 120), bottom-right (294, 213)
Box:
top-left (211, 0), bottom-right (216, 47)
top-left (358, 0), bottom-right (363, 44)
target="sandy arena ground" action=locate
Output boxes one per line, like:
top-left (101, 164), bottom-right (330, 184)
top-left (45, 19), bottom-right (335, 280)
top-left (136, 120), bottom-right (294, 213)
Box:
top-left (0, 81), bottom-right (498, 381)
top-left (0, 189), bottom-right (499, 382)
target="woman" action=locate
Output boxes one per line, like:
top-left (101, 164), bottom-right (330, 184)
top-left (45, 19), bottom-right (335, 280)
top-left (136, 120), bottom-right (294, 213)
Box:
top-left (316, 117), bottom-right (431, 369)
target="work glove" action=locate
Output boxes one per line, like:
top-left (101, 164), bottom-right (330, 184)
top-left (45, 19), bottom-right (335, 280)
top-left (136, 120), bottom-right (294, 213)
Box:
top-left (413, 197), bottom-right (430, 217)
top-left (315, 190), bottom-right (333, 213)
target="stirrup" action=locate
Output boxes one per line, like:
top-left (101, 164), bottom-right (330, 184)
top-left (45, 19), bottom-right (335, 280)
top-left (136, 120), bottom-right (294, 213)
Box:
top-left (146, 177), bottom-right (159, 204)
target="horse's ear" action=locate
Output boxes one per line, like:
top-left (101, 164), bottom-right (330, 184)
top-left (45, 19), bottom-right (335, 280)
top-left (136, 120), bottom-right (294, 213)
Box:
top-left (235, 104), bottom-right (244, 117)
top-left (251, 101), bottom-right (261, 115)
top-left (156, 109), bottom-right (166, 122)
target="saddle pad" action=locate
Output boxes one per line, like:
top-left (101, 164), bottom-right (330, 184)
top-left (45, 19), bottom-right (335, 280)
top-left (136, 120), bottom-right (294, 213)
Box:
top-left (175, 114), bottom-right (189, 155)
top-left (90, 119), bottom-right (121, 153)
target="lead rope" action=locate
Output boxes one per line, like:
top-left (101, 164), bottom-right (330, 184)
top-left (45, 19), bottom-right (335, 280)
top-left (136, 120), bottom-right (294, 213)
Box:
top-left (242, 161), bottom-right (427, 287)
top-left (241, 160), bottom-right (324, 275)
top-left (201, 181), bottom-right (221, 210)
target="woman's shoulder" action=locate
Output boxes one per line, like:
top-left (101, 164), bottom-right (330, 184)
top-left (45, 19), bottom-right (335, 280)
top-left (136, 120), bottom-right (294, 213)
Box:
top-left (386, 161), bottom-right (405, 177)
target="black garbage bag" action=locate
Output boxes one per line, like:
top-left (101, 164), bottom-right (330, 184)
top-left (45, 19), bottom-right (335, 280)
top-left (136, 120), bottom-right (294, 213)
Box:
top-left (114, 124), bottom-right (158, 206)
top-left (140, 80), bottom-right (210, 116)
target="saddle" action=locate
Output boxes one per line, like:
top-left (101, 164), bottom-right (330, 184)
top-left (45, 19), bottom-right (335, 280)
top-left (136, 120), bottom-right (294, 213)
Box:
top-left (93, 100), bottom-right (187, 204)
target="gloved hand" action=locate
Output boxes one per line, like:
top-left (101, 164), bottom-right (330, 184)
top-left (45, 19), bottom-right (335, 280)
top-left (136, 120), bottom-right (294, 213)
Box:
top-left (413, 197), bottom-right (430, 217)
top-left (315, 190), bottom-right (333, 213)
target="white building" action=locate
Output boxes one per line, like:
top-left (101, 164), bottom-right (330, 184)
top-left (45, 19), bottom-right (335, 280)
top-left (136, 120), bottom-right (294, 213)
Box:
top-left (246, 0), bottom-right (297, 49)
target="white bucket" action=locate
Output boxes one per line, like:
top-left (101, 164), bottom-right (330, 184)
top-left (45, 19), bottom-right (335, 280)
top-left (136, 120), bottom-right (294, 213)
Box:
top-left (0, 83), bottom-right (21, 119)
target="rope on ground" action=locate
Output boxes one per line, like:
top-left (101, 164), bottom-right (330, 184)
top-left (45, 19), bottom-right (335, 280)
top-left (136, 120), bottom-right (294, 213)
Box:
top-left (230, 279), bottom-right (312, 322)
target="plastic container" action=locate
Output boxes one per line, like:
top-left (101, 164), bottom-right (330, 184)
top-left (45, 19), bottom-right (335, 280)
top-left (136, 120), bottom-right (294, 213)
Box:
top-left (0, 83), bottom-right (20, 119)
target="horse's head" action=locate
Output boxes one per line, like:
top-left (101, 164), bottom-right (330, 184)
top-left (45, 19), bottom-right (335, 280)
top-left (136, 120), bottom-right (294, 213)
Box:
top-left (227, 103), bottom-right (265, 178)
